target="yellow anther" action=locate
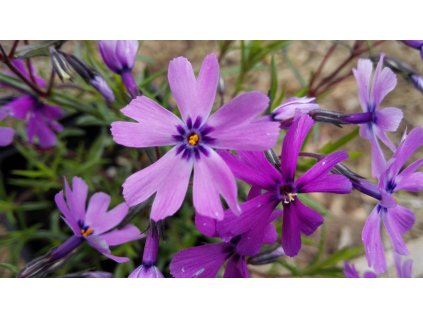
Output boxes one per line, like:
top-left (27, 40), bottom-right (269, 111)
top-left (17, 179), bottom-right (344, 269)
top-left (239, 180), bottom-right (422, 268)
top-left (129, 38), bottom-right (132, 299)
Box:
top-left (283, 193), bottom-right (297, 204)
top-left (80, 227), bottom-right (94, 237)
top-left (188, 133), bottom-right (200, 146)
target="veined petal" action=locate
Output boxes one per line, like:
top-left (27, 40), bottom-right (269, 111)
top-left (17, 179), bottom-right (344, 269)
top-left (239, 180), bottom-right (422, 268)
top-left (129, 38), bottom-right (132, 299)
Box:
top-left (54, 190), bottom-right (79, 235)
top-left (129, 265), bottom-right (164, 278)
top-left (218, 150), bottom-right (281, 189)
top-left (372, 55), bottom-right (397, 108)
top-left (353, 59), bottom-right (373, 111)
top-left (7, 96), bottom-right (34, 119)
top-left (170, 243), bottom-right (232, 278)
top-left (112, 96), bottom-right (183, 148)
top-left (362, 206), bottom-right (386, 274)
top-left (223, 255), bottom-right (250, 278)
top-left (376, 107), bottom-right (403, 132)
top-left (84, 192), bottom-right (111, 228)
top-left (210, 119), bottom-right (280, 151)
top-left (193, 148), bottom-right (239, 220)
top-left (207, 92), bottom-right (270, 129)
top-left (389, 127), bottom-right (423, 177)
top-left (386, 205), bottom-right (415, 235)
top-left (297, 174), bottom-right (352, 194)
top-left (295, 199), bottom-right (324, 236)
top-left (362, 125), bottom-right (387, 179)
top-left (280, 114), bottom-right (314, 183)
top-left (86, 235), bottom-right (129, 263)
top-left (90, 202), bottom-right (129, 235)
top-left (31, 117), bottom-right (57, 148)
top-left (295, 151), bottom-right (349, 189)
top-left (281, 202), bottom-right (302, 257)
top-left (382, 208), bottom-right (410, 255)
top-left (168, 54), bottom-right (218, 122)
top-left (150, 151), bottom-right (193, 221)
top-left (122, 147), bottom-right (191, 208)
top-left (395, 172), bottom-right (423, 192)
top-left (100, 224), bottom-right (143, 246)
top-left (216, 192), bottom-right (276, 240)
top-left (64, 177), bottom-right (88, 224)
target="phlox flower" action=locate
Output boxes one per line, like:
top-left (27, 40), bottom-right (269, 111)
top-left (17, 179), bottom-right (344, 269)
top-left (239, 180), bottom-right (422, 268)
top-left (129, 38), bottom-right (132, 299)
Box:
top-left (55, 176), bottom-right (143, 263)
top-left (111, 53), bottom-right (280, 221)
top-left (218, 114), bottom-right (352, 257)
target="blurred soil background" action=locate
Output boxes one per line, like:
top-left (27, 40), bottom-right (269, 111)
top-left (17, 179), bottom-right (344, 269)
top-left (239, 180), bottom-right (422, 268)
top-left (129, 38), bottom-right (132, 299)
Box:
top-left (1, 40), bottom-right (423, 277)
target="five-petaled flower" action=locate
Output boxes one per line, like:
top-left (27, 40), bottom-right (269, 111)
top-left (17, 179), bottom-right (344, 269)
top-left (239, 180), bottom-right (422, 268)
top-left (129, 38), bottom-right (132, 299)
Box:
top-left (362, 127), bottom-right (423, 273)
top-left (111, 53), bottom-right (280, 221)
top-left (55, 176), bottom-right (143, 263)
top-left (217, 114), bottom-right (352, 257)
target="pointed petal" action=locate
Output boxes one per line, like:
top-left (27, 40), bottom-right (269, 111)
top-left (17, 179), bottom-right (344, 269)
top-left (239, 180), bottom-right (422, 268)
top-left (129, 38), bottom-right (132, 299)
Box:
top-left (54, 190), bottom-right (79, 235)
top-left (281, 202), bottom-right (302, 257)
top-left (296, 151), bottom-right (349, 189)
top-left (197, 53), bottom-right (219, 119)
top-left (195, 214), bottom-right (217, 237)
top-left (218, 150), bottom-right (281, 189)
top-left (295, 199), bottom-right (324, 235)
top-left (362, 206), bottom-right (386, 274)
top-left (281, 114), bottom-right (314, 183)
top-left (224, 255), bottom-right (250, 278)
top-left (382, 208), bottom-right (410, 255)
top-left (86, 236), bottom-right (129, 263)
top-left (84, 192), bottom-right (111, 228)
top-left (64, 177), bottom-right (88, 224)
top-left (216, 192), bottom-right (276, 240)
top-left (170, 243), bottom-right (232, 278)
top-left (193, 148), bottom-right (239, 220)
top-left (100, 224), bottom-right (143, 246)
top-left (297, 174), bottom-right (352, 194)
top-left (6, 96), bottom-right (34, 119)
top-left (208, 92), bottom-right (270, 129)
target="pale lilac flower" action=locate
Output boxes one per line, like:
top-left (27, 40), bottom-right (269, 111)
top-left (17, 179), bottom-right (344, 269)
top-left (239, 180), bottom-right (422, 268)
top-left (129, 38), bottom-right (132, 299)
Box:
top-left (111, 53), bottom-right (280, 221)
top-left (170, 211), bottom-right (279, 278)
top-left (343, 261), bottom-right (377, 278)
top-left (55, 176), bottom-right (143, 263)
top-left (129, 224), bottom-right (164, 278)
top-left (98, 40), bottom-right (139, 98)
top-left (271, 97), bottom-right (320, 128)
top-left (362, 128), bottom-right (423, 273)
top-left (218, 115), bottom-right (352, 257)
top-left (342, 54), bottom-right (403, 178)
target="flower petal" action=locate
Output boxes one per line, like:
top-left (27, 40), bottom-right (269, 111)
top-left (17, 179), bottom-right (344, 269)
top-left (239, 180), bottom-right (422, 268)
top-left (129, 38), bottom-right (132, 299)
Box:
top-left (295, 151), bottom-right (349, 189)
top-left (100, 224), bottom-right (143, 246)
top-left (395, 172), bottom-right (423, 192)
top-left (195, 214), bottom-right (217, 237)
top-left (168, 54), bottom-right (218, 122)
top-left (64, 177), bottom-right (88, 224)
top-left (112, 96), bottom-right (183, 148)
top-left (372, 55), bottom-right (397, 107)
top-left (362, 206), bottom-right (386, 274)
top-left (281, 201), bottom-right (302, 257)
top-left (297, 174), bottom-right (352, 194)
top-left (86, 235), bottom-right (129, 263)
top-left (90, 202), bottom-right (129, 235)
top-left (353, 59), bottom-right (373, 111)
top-left (54, 190), bottom-right (79, 235)
top-left (376, 107), bottom-right (403, 132)
top-left (123, 147), bottom-right (192, 214)
top-left (218, 150), bottom-right (281, 189)
top-left (129, 265), bottom-right (164, 278)
top-left (223, 255), bottom-right (250, 278)
top-left (84, 192), bottom-right (111, 228)
top-left (7, 96), bottom-right (34, 119)
top-left (170, 243), bottom-right (232, 278)
top-left (382, 207), bottom-right (411, 255)
top-left (210, 118), bottom-right (280, 151)
top-left (281, 114), bottom-right (314, 183)
top-left (207, 92), bottom-right (270, 129)
top-left (272, 97), bottom-right (320, 121)
top-left (193, 148), bottom-right (239, 220)
top-left (295, 199), bottom-right (324, 235)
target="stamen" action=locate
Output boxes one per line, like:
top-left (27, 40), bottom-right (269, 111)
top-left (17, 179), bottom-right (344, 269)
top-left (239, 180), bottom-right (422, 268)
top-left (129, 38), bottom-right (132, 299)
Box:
top-left (283, 193), bottom-right (297, 204)
top-left (80, 227), bottom-right (94, 237)
top-left (188, 133), bottom-right (200, 146)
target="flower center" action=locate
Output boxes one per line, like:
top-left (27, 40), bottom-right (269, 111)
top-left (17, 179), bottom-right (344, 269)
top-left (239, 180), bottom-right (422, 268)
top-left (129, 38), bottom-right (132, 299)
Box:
top-left (279, 184), bottom-right (297, 205)
top-left (80, 227), bottom-right (94, 237)
top-left (187, 133), bottom-right (200, 146)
